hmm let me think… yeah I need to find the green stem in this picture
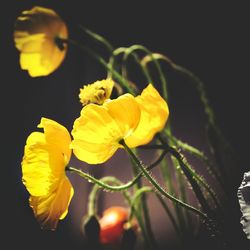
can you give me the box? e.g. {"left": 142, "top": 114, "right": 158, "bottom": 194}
{"left": 120, "top": 139, "right": 208, "bottom": 220}
{"left": 168, "top": 132, "right": 224, "bottom": 187}
{"left": 140, "top": 143, "right": 221, "bottom": 212}
{"left": 129, "top": 187, "right": 153, "bottom": 221}
{"left": 159, "top": 155, "right": 187, "bottom": 234}
{"left": 67, "top": 166, "right": 136, "bottom": 191}
{"left": 87, "top": 176, "right": 133, "bottom": 215}
{"left": 66, "top": 151, "right": 167, "bottom": 192}
{"left": 122, "top": 50, "right": 154, "bottom": 84}
{"left": 129, "top": 149, "right": 158, "bottom": 250}
{"left": 155, "top": 193, "right": 182, "bottom": 237}
{"left": 87, "top": 181, "right": 99, "bottom": 216}
{"left": 79, "top": 25, "right": 114, "bottom": 52}
{"left": 58, "top": 37, "right": 135, "bottom": 95}
{"left": 172, "top": 155, "right": 192, "bottom": 230}
{"left": 86, "top": 176, "right": 150, "bottom": 246}
{"left": 125, "top": 45, "right": 168, "bottom": 100}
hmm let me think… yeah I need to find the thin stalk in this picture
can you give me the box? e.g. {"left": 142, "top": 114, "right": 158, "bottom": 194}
{"left": 155, "top": 193, "right": 182, "bottom": 237}
{"left": 66, "top": 151, "right": 167, "bottom": 192}
{"left": 140, "top": 143, "right": 221, "bottom": 212}
{"left": 159, "top": 155, "right": 187, "bottom": 234}
{"left": 122, "top": 50, "right": 154, "bottom": 84}
{"left": 57, "top": 37, "right": 135, "bottom": 95}
{"left": 79, "top": 25, "right": 114, "bottom": 52}
{"left": 120, "top": 139, "right": 208, "bottom": 220}
{"left": 142, "top": 53, "right": 233, "bottom": 177}
{"left": 129, "top": 149, "right": 158, "bottom": 250}
{"left": 129, "top": 186, "right": 153, "bottom": 221}
{"left": 86, "top": 176, "right": 150, "bottom": 248}
{"left": 166, "top": 127, "right": 225, "bottom": 189}
{"left": 171, "top": 155, "right": 193, "bottom": 231}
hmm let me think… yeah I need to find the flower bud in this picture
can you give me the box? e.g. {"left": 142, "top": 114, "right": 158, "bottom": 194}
{"left": 99, "top": 206, "right": 129, "bottom": 245}
{"left": 83, "top": 215, "right": 101, "bottom": 244}
{"left": 121, "top": 227, "right": 137, "bottom": 250}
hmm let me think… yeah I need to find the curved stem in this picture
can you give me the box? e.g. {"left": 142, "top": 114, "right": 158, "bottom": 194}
{"left": 123, "top": 45, "right": 168, "bottom": 100}
{"left": 122, "top": 49, "right": 154, "bottom": 84}
{"left": 78, "top": 25, "right": 114, "bottom": 52}
{"left": 140, "top": 143, "right": 221, "bottom": 211}
{"left": 155, "top": 193, "right": 182, "bottom": 237}
{"left": 57, "top": 37, "right": 135, "bottom": 95}
{"left": 88, "top": 176, "right": 152, "bottom": 250}
{"left": 167, "top": 132, "right": 224, "bottom": 186}
{"left": 66, "top": 151, "right": 167, "bottom": 192}
{"left": 87, "top": 176, "right": 131, "bottom": 217}
{"left": 129, "top": 186, "right": 153, "bottom": 221}
{"left": 120, "top": 139, "right": 208, "bottom": 220}
{"left": 129, "top": 148, "right": 158, "bottom": 250}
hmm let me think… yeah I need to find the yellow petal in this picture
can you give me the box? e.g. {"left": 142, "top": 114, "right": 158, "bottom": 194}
{"left": 13, "top": 6, "right": 68, "bottom": 77}
{"left": 20, "top": 53, "right": 49, "bottom": 77}
{"left": 29, "top": 177, "right": 74, "bottom": 230}
{"left": 14, "top": 33, "right": 45, "bottom": 52}
{"left": 38, "top": 117, "right": 72, "bottom": 165}
{"left": 21, "top": 118, "right": 72, "bottom": 196}
{"left": 71, "top": 104, "right": 122, "bottom": 164}
{"left": 126, "top": 84, "right": 169, "bottom": 147}
{"left": 22, "top": 132, "right": 53, "bottom": 196}
{"left": 71, "top": 94, "right": 141, "bottom": 164}
{"left": 104, "top": 94, "right": 141, "bottom": 139}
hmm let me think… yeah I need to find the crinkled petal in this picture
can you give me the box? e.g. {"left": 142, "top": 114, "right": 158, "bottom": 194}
{"left": 104, "top": 94, "right": 141, "bottom": 139}
{"left": 71, "top": 94, "right": 140, "bottom": 164}
{"left": 126, "top": 84, "right": 169, "bottom": 147}
{"left": 22, "top": 132, "right": 53, "bottom": 196}
{"left": 71, "top": 104, "right": 122, "bottom": 164}
{"left": 29, "top": 177, "right": 74, "bottom": 230}
{"left": 22, "top": 118, "right": 71, "bottom": 196}
{"left": 38, "top": 117, "right": 72, "bottom": 165}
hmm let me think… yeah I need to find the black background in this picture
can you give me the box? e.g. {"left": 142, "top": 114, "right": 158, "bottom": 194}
{"left": 1, "top": 1, "right": 249, "bottom": 249}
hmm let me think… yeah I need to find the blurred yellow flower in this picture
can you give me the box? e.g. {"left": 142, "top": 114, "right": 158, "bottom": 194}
{"left": 71, "top": 84, "right": 169, "bottom": 164}
{"left": 21, "top": 118, "right": 74, "bottom": 230}
{"left": 79, "top": 79, "right": 114, "bottom": 106}
{"left": 14, "top": 6, "right": 68, "bottom": 77}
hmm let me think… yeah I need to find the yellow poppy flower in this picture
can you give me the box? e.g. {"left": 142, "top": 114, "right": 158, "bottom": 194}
{"left": 21, "top": 118, "right": 74, "bottom": 230}
{"left": 71, "top": 84, "right": 169, "bottom": 164}
{"left": 14, "top": 6, "right": 68, "bottom": 77}
{"left": 79, "top": 79, "right": 115, "bottom": 106}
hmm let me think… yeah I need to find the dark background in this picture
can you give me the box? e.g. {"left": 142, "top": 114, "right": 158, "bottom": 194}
{"left": 1, "top": 1, "right": 249, "bottom": 249}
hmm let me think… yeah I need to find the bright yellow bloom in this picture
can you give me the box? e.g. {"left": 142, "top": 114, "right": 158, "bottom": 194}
{"left": 21, "top": 118, "right": 74, "bottom": 230}
{"left": 71, "top": 84, "right": 169, "bottom": 164}
{"left": 14, "top": 6, "right": 68, "bottom": 77}
{"left": 79, "top": 79, "right": 115, "bottom": 106}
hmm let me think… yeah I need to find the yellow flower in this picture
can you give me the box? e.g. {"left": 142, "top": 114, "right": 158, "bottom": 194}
{"left": 79, "top": 79, "right": 115, "bottom": 106}
{"left": 71, "top": 84, "right": 169, "bottom": 164}
{"left": 14, "top": 6, "right": 68, "bottom": 77}
{"left": 21, "top": 118, "right": 74, "bottom": 230}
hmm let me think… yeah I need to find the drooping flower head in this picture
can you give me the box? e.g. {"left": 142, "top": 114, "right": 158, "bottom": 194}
{"left": 14, "top": 6, "right": 68, "bottom": 77}
{"left": 71, "top": 83, "right": 169, "bottom": 164}
{"left": 21, "top": 118, "right": 74, "bottom": 230}
{"left": 79, "top": 79, "right": 115, "bottom": 106}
